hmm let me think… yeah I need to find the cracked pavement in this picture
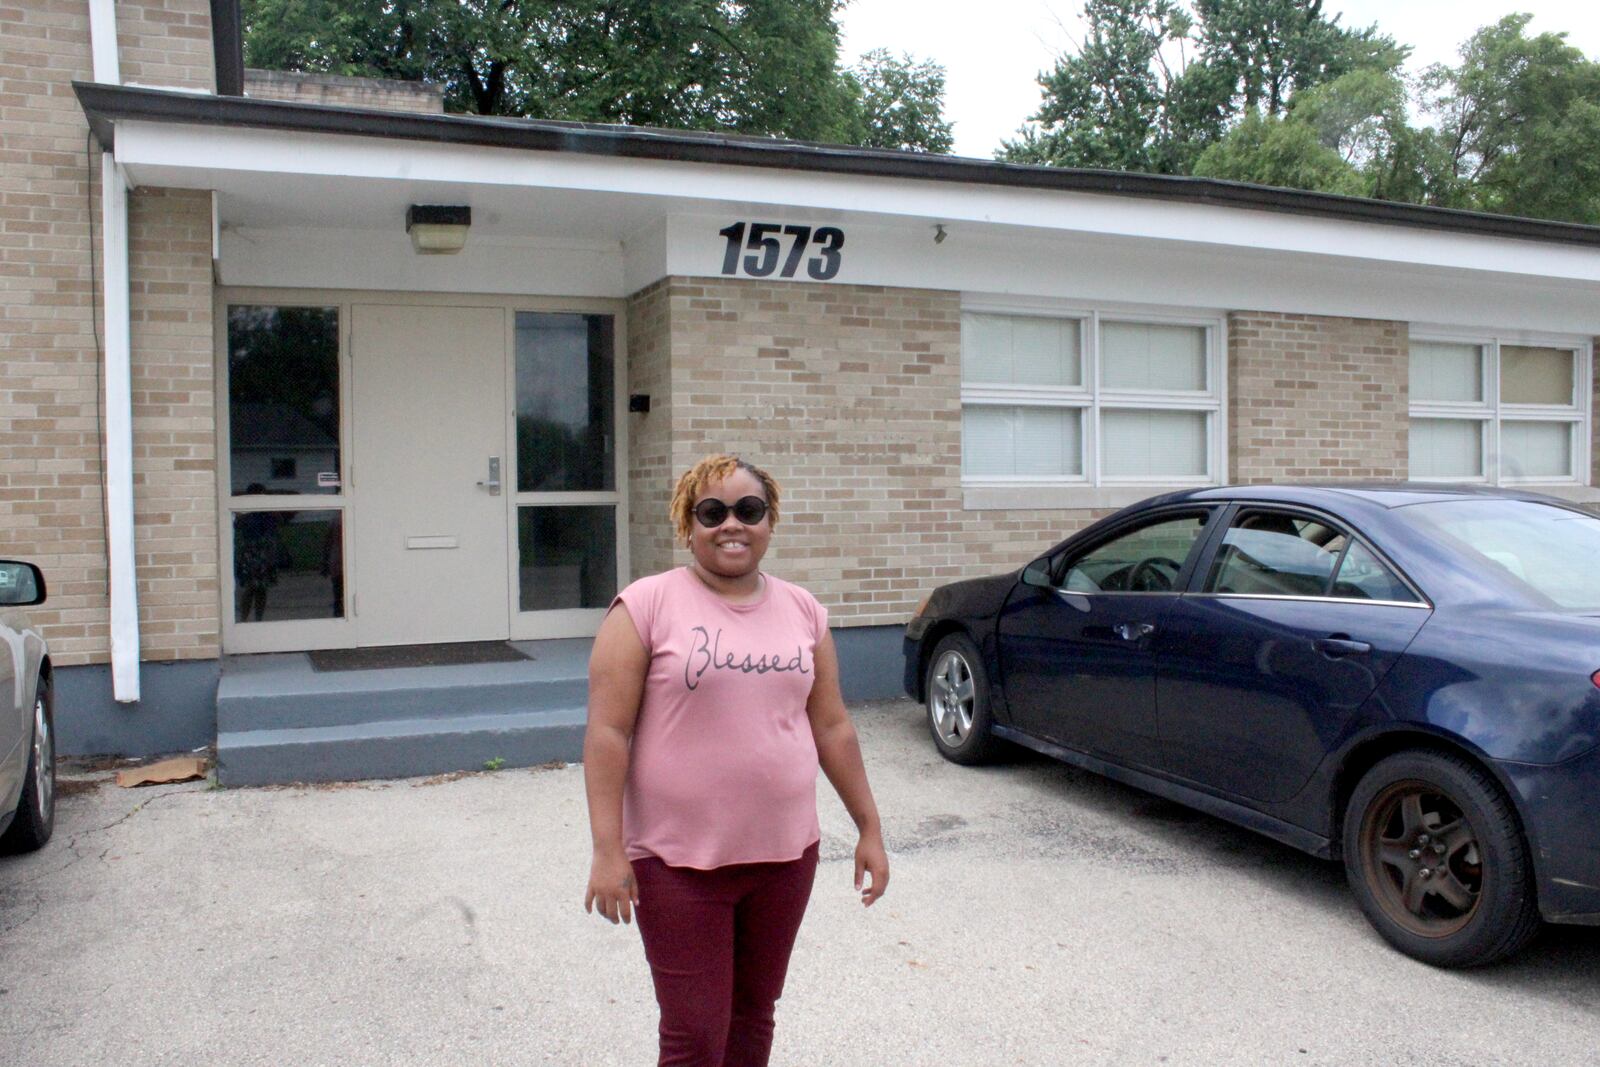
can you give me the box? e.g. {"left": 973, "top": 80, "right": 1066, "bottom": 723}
{"left": 4, "top": 699, "right": 1600, "bottom": 1065}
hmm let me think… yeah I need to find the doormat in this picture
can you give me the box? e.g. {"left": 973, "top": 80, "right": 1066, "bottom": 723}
{"left": 308, "top": 641, "right": 532, "bottom": 672}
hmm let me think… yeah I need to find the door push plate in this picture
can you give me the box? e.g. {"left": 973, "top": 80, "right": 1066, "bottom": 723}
{"left": 478, "top": 456, "right": 502, "bottom": 496}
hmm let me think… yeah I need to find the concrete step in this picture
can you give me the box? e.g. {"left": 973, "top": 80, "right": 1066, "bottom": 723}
{"left": 216, "top": 705, "right": 587, "bottom": 787}
{"left": 214, "top": 639, "right": 593, "bottom": 786}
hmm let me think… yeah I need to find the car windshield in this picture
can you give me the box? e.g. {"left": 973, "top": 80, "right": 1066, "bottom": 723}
{"left": 1397, "top": 499, "right": 1600, "bottom": 612}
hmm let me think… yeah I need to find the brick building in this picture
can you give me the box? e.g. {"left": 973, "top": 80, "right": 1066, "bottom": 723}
{"left": 6, "top": 2, "right": 1600, "bottom": 763}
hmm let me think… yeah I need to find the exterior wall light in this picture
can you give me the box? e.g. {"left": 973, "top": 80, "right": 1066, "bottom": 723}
{"left": 406, "top": 204, "right": 472, "bottom": 254}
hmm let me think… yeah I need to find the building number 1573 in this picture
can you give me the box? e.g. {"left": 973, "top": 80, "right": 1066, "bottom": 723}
{"left": 718, "top": 222, "right": 844, "bottom": 281}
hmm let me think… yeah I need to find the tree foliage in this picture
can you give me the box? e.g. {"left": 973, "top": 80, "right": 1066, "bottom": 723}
{"left": 1008, "top": 2, "right": 1600, "bottom": 224}
{"left": 242, "top": 0, "right": 955, "bottom": 151}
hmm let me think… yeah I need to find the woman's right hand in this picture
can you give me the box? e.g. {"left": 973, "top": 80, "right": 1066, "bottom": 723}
{"left": 585, "top": 847, "right": 639, "bottom": 925}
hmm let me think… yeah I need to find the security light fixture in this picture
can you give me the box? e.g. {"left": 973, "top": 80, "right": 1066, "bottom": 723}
{"left": 406, "top": 204, "right": 471, "bottom": 255}
{"left": 933, "top": 224, "right": 948, "bottom": 245}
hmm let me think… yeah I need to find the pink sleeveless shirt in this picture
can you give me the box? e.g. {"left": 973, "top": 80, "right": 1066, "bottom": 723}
{"left": 615, "top": 566, "right": 826, "bottom": 869}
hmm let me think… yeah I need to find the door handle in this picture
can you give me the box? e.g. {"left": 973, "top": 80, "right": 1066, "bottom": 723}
{"left": 476, "top": 456, "right": 502, "bottom": 496}
{"left": 1315, "top": 636, "right": 1371, "bottom": 657}
{"left": 1114, "top": 622, "right": 1155, "bottom": 641}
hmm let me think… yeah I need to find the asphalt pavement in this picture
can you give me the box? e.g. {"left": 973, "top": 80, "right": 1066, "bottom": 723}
{"left": 5, "top": 697, "right": 1600, "bottom": 1066}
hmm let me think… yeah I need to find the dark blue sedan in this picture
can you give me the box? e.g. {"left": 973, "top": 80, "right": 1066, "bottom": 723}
{"left": 904, "top": 484, "right": 1600, "bottom": 966}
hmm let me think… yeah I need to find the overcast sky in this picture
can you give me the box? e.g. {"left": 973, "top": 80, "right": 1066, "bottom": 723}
{"left": 839, "top": 1, "right": 1600, "bottom": 158}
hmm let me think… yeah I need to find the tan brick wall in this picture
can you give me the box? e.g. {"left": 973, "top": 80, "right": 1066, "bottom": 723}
{"left": 625, "top": 280, "right": 676, "bottom": 577}
{"left": 243, "top": 69, "right": 444, "bottom": 113}
{"left": 0, "top": 1, "right": 217, "bottom": 665}
{"left": 631, "top": 278, "right": 1106, "bottom": 626}
{"left": 128, "top": 188, "right": 218, "bottom": 660}
{"left": 119, "top": 0, "right": 215, "bottom": 91}
{"left": 1229, "top": 312, "right": 1409, "bottom": 482}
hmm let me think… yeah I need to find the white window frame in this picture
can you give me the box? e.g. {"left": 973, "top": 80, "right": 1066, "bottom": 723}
{"left": 1408, "top": 327, "right": 1593, "bottom": 487}
{"left": 960, "top": 297, "right": 1226, "bottom": 508}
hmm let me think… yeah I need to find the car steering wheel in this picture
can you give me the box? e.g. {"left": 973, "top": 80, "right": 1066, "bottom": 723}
{"left": 1128, "top": 556, "right": 1181, "bottom": 592}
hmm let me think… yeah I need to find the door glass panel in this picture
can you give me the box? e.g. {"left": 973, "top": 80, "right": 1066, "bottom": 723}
{"left": 233, "top": 509, "right": 343, "bottom": 622}
{"left": 228, "top": 306, "right": 340, "bottom": 495}
{"left": 1205, "top": 512, "right": 1344, "bottom": 597}
{"left": 517, "top": 506, "right": 617, "bottom": 611}
{"left": 515, "top": 313, "right": 615, "bottom": 492}
{"left": 1332, "top": 542, "right": 1416, "bottom": 603}
{"left": 1062, "top": 513, "right": 1209, "bottom": 593}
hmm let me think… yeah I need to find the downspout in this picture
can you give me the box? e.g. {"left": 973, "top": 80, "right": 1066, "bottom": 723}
{"left": 89, "top": 0, "right": 141, "bottom": 702}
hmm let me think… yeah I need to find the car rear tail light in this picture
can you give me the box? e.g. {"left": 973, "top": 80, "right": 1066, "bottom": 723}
{"left": 1593, "top": 670, "right": 1600, "bottom": 690}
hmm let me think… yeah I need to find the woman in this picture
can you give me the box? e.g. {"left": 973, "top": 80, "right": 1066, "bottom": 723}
{"left": 583, "top": 453, "right": 889, "bottom": 1067}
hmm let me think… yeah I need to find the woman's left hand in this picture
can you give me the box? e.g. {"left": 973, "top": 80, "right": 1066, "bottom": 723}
{"left": 854, "top": 830, "right": 890, "bottom": 906}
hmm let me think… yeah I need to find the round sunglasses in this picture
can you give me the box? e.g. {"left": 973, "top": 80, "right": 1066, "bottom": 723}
{"left": 692, "top": 495, "right": 770, "bottom": 528}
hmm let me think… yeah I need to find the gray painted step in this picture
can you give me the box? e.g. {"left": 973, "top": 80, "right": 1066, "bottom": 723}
{"left": 217, "top": 706, "right": 587, "bottom": 787}
{"left": 215, "top": 639, "right": 593, "bottom": 786}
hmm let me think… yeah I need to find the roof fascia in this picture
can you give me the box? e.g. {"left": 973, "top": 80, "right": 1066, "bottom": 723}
{"left": 73, "top": 80, "right": 1600, "bottom": 251}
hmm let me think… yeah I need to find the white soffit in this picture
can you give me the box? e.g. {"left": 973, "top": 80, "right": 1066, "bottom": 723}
{"left": 111, "top": 120, "right": 1600, "bottom": 285}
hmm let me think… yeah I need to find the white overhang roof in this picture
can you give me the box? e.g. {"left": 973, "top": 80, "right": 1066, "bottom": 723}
{"left": 76, "top": 81, "right": 1600, "bottom": 285}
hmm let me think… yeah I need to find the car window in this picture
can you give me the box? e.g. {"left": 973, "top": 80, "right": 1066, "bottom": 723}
{"left": 1205, "top": 511, "right": 1344, "bottom": 597}
{"left": 1061, "top": 513, "right": 1209, "bottom": 593}
{"left": 1330, "top": 541, "right": 1417, "bottom": 602}
{"left": 1398, "top": 499, "right": 1600, "bottom": 612}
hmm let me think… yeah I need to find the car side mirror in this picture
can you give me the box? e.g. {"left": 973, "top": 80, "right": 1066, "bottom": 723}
{"left": 0, "top": 560, "right": 45, "bottom": 607}
{"left": 1021, "top": 558, "right": 1054, "bottom": 589}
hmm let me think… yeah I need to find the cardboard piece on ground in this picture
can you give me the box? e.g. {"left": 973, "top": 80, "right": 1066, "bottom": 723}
{"left": 115, "top": 757, "right": 208, "bottom": 788}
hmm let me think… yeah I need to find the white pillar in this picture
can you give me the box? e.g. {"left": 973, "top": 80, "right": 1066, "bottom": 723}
{"left": 102, "top": 155, "right": 140, "bottom": 703}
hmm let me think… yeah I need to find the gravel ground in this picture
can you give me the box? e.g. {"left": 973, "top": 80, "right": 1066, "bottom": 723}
{"left": 4, "top": 697, "right": 1600, "bottom": 1066}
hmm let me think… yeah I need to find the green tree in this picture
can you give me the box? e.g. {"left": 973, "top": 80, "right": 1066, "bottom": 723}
{"left": 1003, "top": 0, "right": 1402, "bottom": 173}
{"left": 841, "top": 49, "right": 955, "bottom": 153}
{"left": 999, "top": 0, "right": 1190, "bottom": 171}
{"left": 243, "top": 0, "right": 954, "bottom": 151}
{"left": 1422, "top": 14, "right": 1600, "bottom": 223}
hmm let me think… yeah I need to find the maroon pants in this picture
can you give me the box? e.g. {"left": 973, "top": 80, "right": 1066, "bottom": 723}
{"left": 631, "top": 842, "right": 820, "bottom": 1067}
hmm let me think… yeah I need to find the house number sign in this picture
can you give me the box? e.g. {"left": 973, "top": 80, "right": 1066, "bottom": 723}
{"left": 717, "top": 222, "right": 845, "bottom": 281}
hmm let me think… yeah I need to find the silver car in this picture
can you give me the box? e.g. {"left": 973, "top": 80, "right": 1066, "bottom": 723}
{"left": 0, "top": 560, "right": 53, "bottom": 853}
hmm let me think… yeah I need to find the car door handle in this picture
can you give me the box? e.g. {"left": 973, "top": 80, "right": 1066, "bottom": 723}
{"left": 1114, "top": 622, "right": 1156, "bottom": 641}
{"left": 1315, "top": 636, "right": 1372, "bottom": 657}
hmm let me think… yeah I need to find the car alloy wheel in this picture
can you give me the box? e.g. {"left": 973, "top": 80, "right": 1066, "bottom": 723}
{"left": 1343, "top": 751, "right": 1540, "bottom": 967}
{"left": 929, "top": 649, "right": 976, "bottom": 748}
{"left": 923, "top": 633, "right": 999, "bottom": 765}
{"left": 30, "top": 692, "right": 53, "bottom": 827}
{"left": 1357, "top": 779, "right": 1481, "bottom": 937}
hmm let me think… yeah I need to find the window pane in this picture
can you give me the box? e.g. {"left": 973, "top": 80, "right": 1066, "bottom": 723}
{"left": 1500, "top": 421, "right": 1572, "bottom": 478}
{"left": 233, "top": 510, "right": 343, "bottom": 622}
{"left": 1501, "top": 345, "right": 1574, "bottom": 405}
{"left": 1332, "top": 541, "right": 1415, "bottom": 602}
{"left": 1101, "top": 323, "right": 1206, "bottom": 391}
{"left": 228, "top": 306, "right": 340, "bottom": 495}
{"left": 1062, "top": 514, "right": 1209, "bottom": 593}
{"left": 1410, "top": 418, "right": 1482, "bottom": 478}
{"left": 1400, "top": 499, "right": 1600, "bottom": 611}
{"left": 1206, "top": 512, "right": 1342, "bottom": 597}
{"left": 1101, "top": 410, "right": 1206, "bottom": 477}
{"left": 962, "top": 314, "right": 1081, "bottom": 387}
{"left": 1409, "top": 341, "right": 1482, "bottom": 403}
{"left": 515, "top": 313, "right": 615, "bottom": 493}
{"left": 517, "top": 506, "right": 617, "bottom": 611}
{"left": 962, "top": 406, "right": 1082, "bottom": 477}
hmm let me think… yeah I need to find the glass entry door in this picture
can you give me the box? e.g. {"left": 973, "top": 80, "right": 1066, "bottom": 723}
{"left": 509, "top": 311, "right": 625, "bottom": 638}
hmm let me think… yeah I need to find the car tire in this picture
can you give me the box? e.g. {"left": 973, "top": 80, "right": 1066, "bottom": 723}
{"left": 924, "top": 633, "right": 1000, "bottom": 766}
{"left": 1, "top": 678, "right": 55, "bottom": 854}
{"left": 1342, "top": 750, "right": 1539, "bottom": 967}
